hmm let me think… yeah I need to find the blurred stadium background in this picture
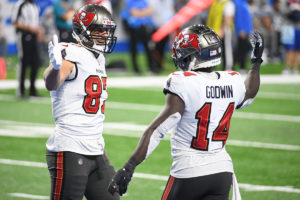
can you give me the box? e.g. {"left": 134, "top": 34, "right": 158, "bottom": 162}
{"left": 0, "top": 0, "right": 300, "bottom": 200}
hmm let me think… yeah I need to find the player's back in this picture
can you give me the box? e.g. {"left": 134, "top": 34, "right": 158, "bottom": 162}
{"left": 164, "top": 70, "right": 246, "bottom": 177}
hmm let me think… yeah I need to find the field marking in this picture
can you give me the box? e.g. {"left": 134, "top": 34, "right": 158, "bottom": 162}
{"left": 9, "top": 193, "right": 48, "bottom": 200}
{"left": 1, "top": 158, "right": 300, "bottom": 194}
{"left": 257, "top": 92, "right": 300, "bottom": 100}
{"left": 2, "top": 90, "right": 300, "bottom": 102}
{"left": 1, "top": 92, "right": 300, "bottom": 123}
{"left": 0, "top": 93, "right": 300, "bottom": 123}
{"left": 226, "top": 140, "right": 300, "bottom": 151}
{"left": 0, "top": 159, "right": 47, "bottom": 168}
{"left": 233, "top": 112, "right": 300, "bottom": 123}
{"left": 0, "top": 120, "right": 300, "bottom": 151}
{"left": 0, "top": 75, "right": 300, "bottom": 90}
{"left": 108, "top": 102, "right": 300, "bottom": 123}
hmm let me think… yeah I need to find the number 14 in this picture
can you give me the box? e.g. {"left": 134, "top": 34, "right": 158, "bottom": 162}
{"left": 191, "top": 103, "right": 235, "bottom": 151}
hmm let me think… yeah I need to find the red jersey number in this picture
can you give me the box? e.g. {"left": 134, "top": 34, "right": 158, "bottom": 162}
{"left": 191, "top": 103, "right": 235, "bottom": 151}
{"left": 83, "top": 76, "right": 106, "bottom": 114}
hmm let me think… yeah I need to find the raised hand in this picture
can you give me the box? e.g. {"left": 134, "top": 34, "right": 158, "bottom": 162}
{"left": 249, "top": 32, "right": 264, "bottom": 64}
{"left": 48, "top": 35, "right": 62, "bottom": 70}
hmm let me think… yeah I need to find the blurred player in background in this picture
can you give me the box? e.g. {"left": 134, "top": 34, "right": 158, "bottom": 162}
{"left": 207, "top": 0, "right": 235, "bottom": 71}
{"left": 108, "top": 24, "right": 264, "bottom": 200}
{"left": 12, "top": 0, "right": 41, "bottom": 98}
{"left": 53, "top": 0, "right": 76, "bottom": 43}
{"left": 43, "top": 4, "right": 119, "bottom": 200}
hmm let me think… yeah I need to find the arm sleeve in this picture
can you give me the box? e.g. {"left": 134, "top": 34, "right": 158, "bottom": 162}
{"left": 59, "top": 43, "right": 78, "bottom": 80}
{"left": 146, "top": 112, "right": 181, "bottom": 159}
{"left": 60, "top": 43, "right": 78, "bottom": 63}
{"left": 163, "top": 73, "right": 186, "bottom": 103}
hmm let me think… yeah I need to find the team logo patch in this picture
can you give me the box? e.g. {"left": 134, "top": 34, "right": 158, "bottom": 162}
{"left": 167, "top": 77, "right": 172, "bottom": 88}
{"left": 177, "top": 33, "right": 201, "bottom": 50}
{"left": 78, "top": 158, "right": 84, "bottom": 165}
{"left": 73, "top": 11, "right": 95, "bottom": 26}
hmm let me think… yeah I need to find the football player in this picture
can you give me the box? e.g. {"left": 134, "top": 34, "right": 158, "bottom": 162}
{"left": 108, "top": 25, "right": 264, "bottom": 200}
{"left": 43, "top": 4, "right": 119, "bottom": 200}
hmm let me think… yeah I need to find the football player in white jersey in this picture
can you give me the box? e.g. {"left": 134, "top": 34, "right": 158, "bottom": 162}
{"left": 43, "top": 4, "right": 119, "bottom": 200}
{"left": 108, "top": 25, "right": 264, "bottom": 200}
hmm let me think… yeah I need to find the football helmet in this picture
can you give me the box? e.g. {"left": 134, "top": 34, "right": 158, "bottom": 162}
{"left": 171, "top": 24, "right": 222, "bottom": 71}
{"left": 72, "top": 4, "right": 117, "bottom": 54}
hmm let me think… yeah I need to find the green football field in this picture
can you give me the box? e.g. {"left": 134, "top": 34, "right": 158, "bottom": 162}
{"left": 0, "top": 54, "right": 300, "bottom": 200}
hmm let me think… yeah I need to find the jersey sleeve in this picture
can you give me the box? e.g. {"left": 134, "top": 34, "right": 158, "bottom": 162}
{"left": 59, "top": 43, "right": 80, "bottom": 63}
{"left": 163, "top": 72, "right": 186, "bottom": 103}
{"left": 58, "top": 43, "right": 79, "bottom": 80}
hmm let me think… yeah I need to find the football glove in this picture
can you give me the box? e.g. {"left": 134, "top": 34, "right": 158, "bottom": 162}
{"left": 48, "top": 35, "right": 62, "bottom": 70}
{"left": 108, "top": 158, "right": 138, "bottom": 196}
{"left": 249, "top": 32, "right": 264, "bottom": 64}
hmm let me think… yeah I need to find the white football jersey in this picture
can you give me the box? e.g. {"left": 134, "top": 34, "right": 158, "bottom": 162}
{"left": 164, "top": 70, "right": 248, "bottom": 178}
{"left": 46, "top": 43, "right": 107, "bottom": 155}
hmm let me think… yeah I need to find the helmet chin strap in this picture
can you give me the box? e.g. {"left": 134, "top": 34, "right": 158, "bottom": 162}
{"left": 73, "top": 31, "right": 107, "bottom": 54}
{"left": 188, "top": 56, "right": 197, "bottom": 71}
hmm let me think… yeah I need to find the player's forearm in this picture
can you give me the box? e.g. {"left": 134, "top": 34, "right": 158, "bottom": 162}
{"left": 244, "top": 62, "right": 261, "bottom": 99}
{"left": 131, "top": 128, "right": 155, "bottom": 164}
{"left": 13, "top": 22, "right": 37, "bottom": 34}
{"left": 244, "top": 31, "right": 264, "bottom": 101}
{"left": 44, "top": 66, "right": 61, "bottom": 91}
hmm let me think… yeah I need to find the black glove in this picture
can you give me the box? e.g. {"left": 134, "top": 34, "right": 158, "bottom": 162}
{"left": 108, "top": 157, "right": 138, "bottom": 196}
{"left": 249, "top": 32, "right": 264, "bottom": 64}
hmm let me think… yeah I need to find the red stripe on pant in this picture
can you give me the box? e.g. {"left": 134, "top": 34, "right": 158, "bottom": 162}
{"left": 54, "top": 152, "right": 64, "bottom": 200}
{"left": 162, "top": 176, "right": 175, "bottom": 200}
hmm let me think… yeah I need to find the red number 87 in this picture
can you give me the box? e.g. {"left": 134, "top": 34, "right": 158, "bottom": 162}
{"left": 82, "top": 75, "right": 107, "bottom": 114}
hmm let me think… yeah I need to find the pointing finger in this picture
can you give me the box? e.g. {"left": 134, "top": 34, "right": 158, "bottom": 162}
{"left": 48, "top": 41, "right": 53, "bottom": 49}
{"left": 53, "top": 34, "right": 59, "bottom": 46}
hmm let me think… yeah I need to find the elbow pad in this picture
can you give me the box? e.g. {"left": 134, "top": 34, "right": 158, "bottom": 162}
{"left": 146, "top": 112, "right": 181, "bottom": 159}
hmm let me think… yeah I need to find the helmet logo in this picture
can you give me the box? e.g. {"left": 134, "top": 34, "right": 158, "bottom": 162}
{"left": 178, "top": 33, "right": 200, "bottom": 50}
{"left": 73, "top": 11, "right": 96, "bottom": 26}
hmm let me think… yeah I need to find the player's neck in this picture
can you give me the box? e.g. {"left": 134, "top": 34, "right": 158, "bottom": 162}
{"left": 193, "top": 67, "right": 214, "bottom": 73}
{"left": 193, "top": 68, "right": 219, "bottom": 80}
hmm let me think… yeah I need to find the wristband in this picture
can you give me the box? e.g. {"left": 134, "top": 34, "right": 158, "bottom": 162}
{"left": 251, "top": 58, "right": 263, "bottom": 64}
{"left": 250, "top": 62, "right": 261, "bottom": 72}
{"left": 124, "top": 157, "right": 139, "bottom": 172}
